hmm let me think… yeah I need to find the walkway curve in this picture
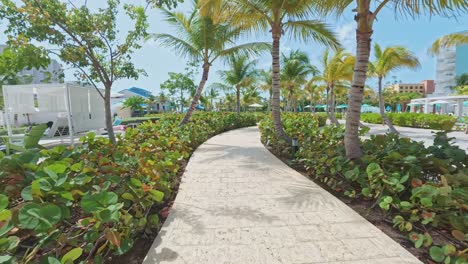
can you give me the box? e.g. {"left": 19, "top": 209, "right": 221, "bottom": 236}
{"left": 144, "top": 127, "right": 421, "bottom": 264}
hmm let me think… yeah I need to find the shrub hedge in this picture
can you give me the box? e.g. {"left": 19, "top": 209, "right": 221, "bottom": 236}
{"left": 361, "top": 113, "right": 457, "bottom": 131}
{"left": 260, "top": 114, "right": 467, "bottom": 263}
{"left": 0, "top": 112, "right": 257, "bottom": 263}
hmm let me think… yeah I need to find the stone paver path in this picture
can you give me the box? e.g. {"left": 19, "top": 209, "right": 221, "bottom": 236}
{"left": 144, "top": 127, "right": 422, "bottom": 264}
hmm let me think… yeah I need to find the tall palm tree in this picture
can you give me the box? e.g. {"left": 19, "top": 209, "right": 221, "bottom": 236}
{"left": 211, "top": 55, "right": 257, "bottom": 115}
{"left": 317, "top": 0, "right": 467, "bottom": 160}
{"left": 257, "top": 69, "right": 273, "bottom": 111}
{"left": 369, "top": 44, "right": 420, "bottom": 133}
{"left": 200, "top": 0, "right": 340, "bottom": 140}
{"left": 429, "top": 32, "right": 468, "bottom": 55}
{"left": 281, "top": 50, "right": 318, "bottom": 112}
{"left": 313, "top": 49, "right": 354, "bottom": 125}
{"left": 154, "top": 1, "right": 270, "bottom": 124}
{"left": 204, "top": 86, "right": 219, "bottom": 111}
{"left": 304, "top": 78, "right": 325, "bottom": 112}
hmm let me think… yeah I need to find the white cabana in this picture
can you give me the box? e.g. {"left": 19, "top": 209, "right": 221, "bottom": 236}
{"left": 304, "top": 105, "right": 312, "bottom": 109}
{"left": 2, "top": 83, "right": 106, "bottom": 145}
{"left": 410, "top": 95, "right": 468, "bottom": 118}
{"left": 249, "top": 103, "right": 263, "bottom": 108}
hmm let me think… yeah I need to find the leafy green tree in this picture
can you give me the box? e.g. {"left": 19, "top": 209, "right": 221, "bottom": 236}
{"left": 154, "top": 1, "right": 270, "bottom": 124}
{"left": 1, "top": 0, "right": 150, "bottom": 144}
{"left": 203, "top": 87, "right": 219, "bottom": 111}
{"left": 160, "top": 70, "right": 197, "bottom": 112}
{"left": 0, "top": 44, "right": 50, "bottom": 85}
{"left": 456, "top": 73, "right": 468, "bottom": 87}
{"left": 200, "top": 0, "right": 340, "bottom": 141}
{"left": 123, "top": 96, "right": 146, "bottom": 115}
{"left": 369, "top": 43, "right": 420, "bottom": 133}
{"left": 304, "top": 78, "right": 325, "bottom": 112}
{"left": 281, "top": 50, "right": 318, "bottom": 113}
{"left": 257, "top": 69, "right": 273, "bottom": 111}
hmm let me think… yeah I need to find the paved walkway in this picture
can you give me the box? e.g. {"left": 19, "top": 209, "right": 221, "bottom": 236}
{"left": 144, "top": 127, "right": 421, "bottom": 264}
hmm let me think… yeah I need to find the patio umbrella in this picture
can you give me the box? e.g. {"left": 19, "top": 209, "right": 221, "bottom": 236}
{"left": 336, "top": 104, "right": 347, "bottom": 109}
{"left": 385, "top": 105, "right": 392, "bottom": 112}
{"left": 396, "top": 104, "right": 402, "bottom": 112}
{"left": 248, "top": 103, "right": 263, "bottom": 108}
{"left": 315, "top": 105, "right": 327, "bottom": 109}
{"left": 195, "top": 105, "right": 205, "bottom": 110}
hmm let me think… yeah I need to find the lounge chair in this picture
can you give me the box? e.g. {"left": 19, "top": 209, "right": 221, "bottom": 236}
{"left": 1, "top": 124, "right": 47, "bottom": 155}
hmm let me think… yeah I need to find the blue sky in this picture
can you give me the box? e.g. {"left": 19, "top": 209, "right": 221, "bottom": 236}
{"left": 3, "top": 1, "right": 468, "bottom": 95}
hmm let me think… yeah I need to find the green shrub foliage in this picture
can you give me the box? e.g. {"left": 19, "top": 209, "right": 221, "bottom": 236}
{"left": 361, "top": 113, "right": 457, "bottom": 131}
{"left": 260, "top": 113, "right": 467, "bottom": 263}
{"left": 0, "top": 112, "right": 257, "bottom": 263}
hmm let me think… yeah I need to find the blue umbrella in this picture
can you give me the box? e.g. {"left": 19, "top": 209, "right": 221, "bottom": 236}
{"left": 195, "top": 105, "right": 205, "bottom": 110}
{"left": 385, "top": 105, "right": 392, "bottom": 112}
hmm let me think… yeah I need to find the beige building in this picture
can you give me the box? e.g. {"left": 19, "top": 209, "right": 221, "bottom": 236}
{"left": 392, "top": 80, "right": 435, "bottom": 97}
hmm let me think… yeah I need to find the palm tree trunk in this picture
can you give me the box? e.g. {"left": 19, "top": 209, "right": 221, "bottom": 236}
{"left": 271, "top": 30, "right": 288, "bottom": 140}
{"left": 104, "top": 85, "right": 116, "bottom": 144}
{"left": 236, "top": 85, "right": 241, "bottom": 116}
{"left": 378, "top": 77, "right": 398, "bottom": 133}
{"left": 345, "top": 10, "right": 373, "bottom": 160}
{"left": 329, "top": 85, "right": 340, "bottom": 125}
{"left": 180, "top": 63, "right": 210, "bottom": 125}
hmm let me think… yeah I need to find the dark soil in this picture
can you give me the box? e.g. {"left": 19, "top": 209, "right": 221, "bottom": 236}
{"left": 266, "top": 145, "right": 461, "bottom": 264}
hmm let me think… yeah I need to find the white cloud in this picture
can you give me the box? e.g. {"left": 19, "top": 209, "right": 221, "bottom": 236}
{"left": 336, "top": 22, "right": 356, "bottom": 52}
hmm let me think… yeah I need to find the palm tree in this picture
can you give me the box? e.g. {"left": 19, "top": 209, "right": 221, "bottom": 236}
{"left": 316, "top": 0, "right": 467, "bottom": 160}
{"left": 369, "top": 44, "right": 420, "bottom": 133}
{"left": 313, "top": 49, "right": 354, "bottom": 125}
{"left": 211, "top": 55, "right": 257, "bottom": 115}
{"left": 304, "top": 78, "right": 325, "bottom": 112}
{"left": 257, "top": 69, "right": 273, "bottom": 111}
{"left": 200, "top": 0, "right": 340, "bottom": 140}
{"left": 281, "top": 50, "right": 318, "bottom": 112}
{"left": 123, "top": 96, "right": 146, "bottom": 116}
{"left": 429, "top": 32, "right": 468, "bottom": 55}
{"left": 153, "top": 1, "right": 270, "bottom": 125}
{"left": 158, "top": 92, "right": 169, "bottom": 112}
{"left": 204, "top": 87, "right": 219, "bottom": 111}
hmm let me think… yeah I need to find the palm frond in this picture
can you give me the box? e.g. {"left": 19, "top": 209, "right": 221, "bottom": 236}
{"left": 284, "top": 20, "right": 341, "bottom": 50}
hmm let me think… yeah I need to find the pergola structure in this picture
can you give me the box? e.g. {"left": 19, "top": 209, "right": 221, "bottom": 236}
{"left": 409, "top": 95, "right": 468, "bottom": 118}
{"left": 2, "top": 83, "right": 106, "bottom": 145}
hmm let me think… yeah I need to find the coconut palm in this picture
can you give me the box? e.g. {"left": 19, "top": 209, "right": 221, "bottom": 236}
{"left": 204, "top": 86, "right": 219, "bottom": 111}
{"left": 281, "top": 50, "right": 318, "bottom": 112}
{"left": 312, "top": 49, "right": 354, "bottom": 125}
{"left": 257, "top": 69, "right": 273, "bottom": 111}
{"left": 200, "top": 0, "right": 340, "bottom": 140}
{"left": 153, "top": 1, "right": 270, "bottom": 124}
{"left": 316, "top": 0, "right": 467, "bottom": 159}
{"left": 429, "top": 32, "right": 468, "bottom": 55}
{"left": 304, "top": 78, "right": 325, "bottom": 112}
{"left": 369, "top": 44, "right": 420, "bottom": 133}
{"left": 211, "top": 55, "right": 257, "bottom": 115}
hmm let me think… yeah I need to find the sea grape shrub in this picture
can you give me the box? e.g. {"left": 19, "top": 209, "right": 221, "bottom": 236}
{"left": 0, "top": 112, "right": 257, "bottom": 263}
{"left": 259, "top": 113, "right": 468, "bottom": 263}
{"left": 361, "top": 113, "right": 457, "bottom": 131}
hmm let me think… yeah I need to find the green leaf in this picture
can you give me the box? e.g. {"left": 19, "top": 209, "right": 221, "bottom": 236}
{"left": 21, "top": 186, "right": 33, "bottom": 201}
{"left": 148, "top": 190, "right": 164, "bottom": 202}
{"left": 430, "top": 246, "right": 445, "bottom": 262}
{"left": 442, "top": 244, "right": 456, "bottom": 255}
{"left": 0, "top": 195, "right": 8, "bottom": 211}
{"left": 61, "top": 248, "right": 83, "bottom": 264}
{"left": 45, "top": 163, "right": 67, "bottom": 174}
{"left": 70, "top": 162, "right": 83, "bottom": 172}
{"left": 81, "top": 191, "right": 118, "bottom": 213}
{"left": 0, "top": 210, "right": 12, "bottom": 222}
{"left": 19, "top": 203, "right": 62, "bottom": 232}
{"left": 40, "top": 256, "right": 61, "bottom": 264}
{"left": 60, "top": 192, "right": 74, "bottom": 201}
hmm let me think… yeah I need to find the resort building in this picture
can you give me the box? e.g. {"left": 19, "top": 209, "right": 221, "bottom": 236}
{"left": 0, "top": 44, "right": 64, "bottom": 84}
{"left": 392, "top": 80, "right": 435, "bottom": 97}
{"left": 434, "top": 31, "right": 468, "bottom": 96}
{"left": 112, "top": 87, "right": 170, "bottom": 117}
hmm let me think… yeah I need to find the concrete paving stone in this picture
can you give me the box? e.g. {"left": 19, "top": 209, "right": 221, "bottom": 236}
{"left": 143, "top": 127, "right": 422, "bottom": 264}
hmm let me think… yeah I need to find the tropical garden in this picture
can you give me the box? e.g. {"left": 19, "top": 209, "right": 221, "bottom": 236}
{"left": 0, "top": 0, "right": 467, "bottom": 263}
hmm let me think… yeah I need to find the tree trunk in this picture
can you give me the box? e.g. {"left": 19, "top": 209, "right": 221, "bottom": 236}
{"left": 378, "top": 77, "right": 398, "bottom": 133}
{"left": 329, "top": 85, "right": 340, "bottom": 125}
{"left": 236, "top": 85, "right": 241, "bottom": 116}
{"left": 271, "top": 29, "right": 288, "bottom": 140}
{"left": 180, "top": 88, "right": 184, "bottom": 112}
{"left": 345, "top": 25, "right": 373, "bottom": 160}
{"left": 104, "top": 85, "right": 116, "bottom": 144}
{"left": 180, "top": 63, "right": 210, "bottom": 125}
